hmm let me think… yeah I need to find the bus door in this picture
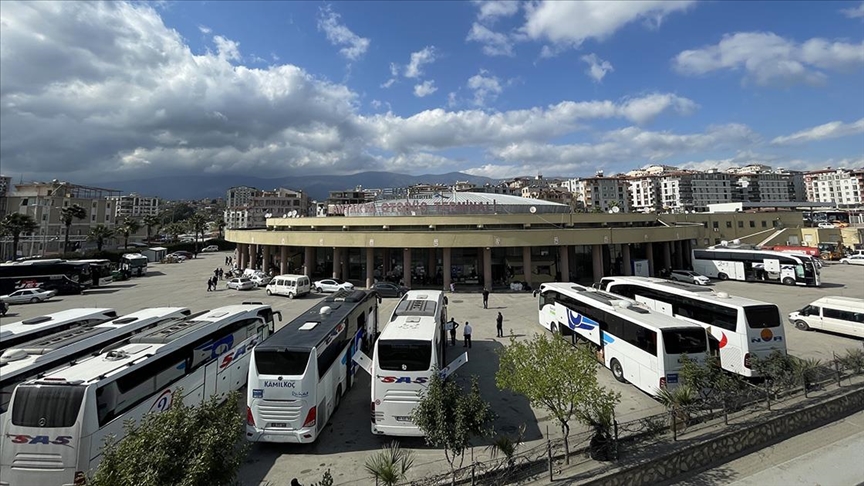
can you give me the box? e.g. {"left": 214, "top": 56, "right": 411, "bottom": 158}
{"left": 204, "top": 360, "right": 219, "bottom": 399}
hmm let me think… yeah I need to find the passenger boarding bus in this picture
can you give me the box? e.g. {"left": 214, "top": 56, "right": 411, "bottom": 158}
{"left": 536, "top": 283, "right": 710, "bottom": 397}
{"left": 0, "top": 307, "right": 191, "bottom": 416}
{"left": 0, "top": 303, "right": 281, "bottom": 486}
{"left": 0, "top": 308, "right": 118, "bottom": 353}
{"left": 692, "top": 247, "right": 820, "bottom": 287}
{"left": 246, "top": 290, "right": 378, "bottom": 443}
{"left": 597, "top": 277, "right": 786, "bottom": 377}
{"left": 353, "top": 290, "right": 467, "bottom": 437}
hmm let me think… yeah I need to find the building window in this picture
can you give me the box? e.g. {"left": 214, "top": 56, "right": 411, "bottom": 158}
{"left": 749, "top": 221, "right": 755, "bottom": 228}
{"left": 761, "top": 221, "right": 767, "bottom": 228}
{"left": 726, "top": 221, "right": 732, "bottom": 228}
{"left": 712, "top": 221, "right": 719, "bottom": 229}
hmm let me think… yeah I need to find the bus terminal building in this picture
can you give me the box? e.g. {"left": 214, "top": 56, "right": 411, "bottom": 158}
{"left": 226, "top": 193, "right": 806, "bottom": 290}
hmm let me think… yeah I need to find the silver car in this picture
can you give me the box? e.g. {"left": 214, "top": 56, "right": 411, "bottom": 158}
{"left": 226, "top": 277, "right": 256, "bottom": 291}
{"left": 313, "top": 279, "right": 355, "bottom": 293}
{"left": 669, "top": 270, "right": 711, "bottom": 285}
{"left": 0, "top": 288, "right": 57, "bottom": 304}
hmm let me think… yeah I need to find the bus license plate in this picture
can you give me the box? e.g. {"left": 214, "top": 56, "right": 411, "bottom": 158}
{"left": 269, "top": 422, "right": 287, "bottom": 428}
{"left": 394, "top": 416, "right": 412, "bottom": 423}
{"left": 667, "top": 373, "right": 679, "bottom": 384}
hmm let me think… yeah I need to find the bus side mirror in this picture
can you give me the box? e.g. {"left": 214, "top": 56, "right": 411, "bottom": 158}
{"left": 532, "top": 290, "right": 538, "bottom": 298}
{"left": 275, "top": 311, "right": 282, "bottom": 322}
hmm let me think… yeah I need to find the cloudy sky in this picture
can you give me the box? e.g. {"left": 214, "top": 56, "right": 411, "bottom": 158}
{"left": 1, "top": 1, "right": 863, "bottom": 183}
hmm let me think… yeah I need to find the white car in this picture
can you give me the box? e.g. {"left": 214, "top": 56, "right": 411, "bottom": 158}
{"left": 167, "top": 252, "right": 187, "bottom": 261}
{"left": 839, "top": 255, "right": 864, "bottom": 266}
{"left": 202, "top": 245, "right": 219, "bottom": 252}
{"left": 0, "top": 288, "right": 57, "bottom": 304}
{"left": 313, "top": 279, "right": 355, "bottom": 293}
{"left": 669, "top": 270, "right": 711, "bottom": 285}
{"left": 226, "top": 277, "right": 256, "bottom": 290}
{"left": 249, "top": 273, "right": 272, "bottom": 287}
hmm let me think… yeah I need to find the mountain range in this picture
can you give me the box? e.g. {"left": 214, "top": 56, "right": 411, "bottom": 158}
{"left": 93, "top": 171, "right": 498, "bottom": 201}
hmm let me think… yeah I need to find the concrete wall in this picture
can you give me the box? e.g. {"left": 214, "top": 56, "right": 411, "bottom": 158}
{"left": 585, "top": 386, "right": 864, "bottom": 486}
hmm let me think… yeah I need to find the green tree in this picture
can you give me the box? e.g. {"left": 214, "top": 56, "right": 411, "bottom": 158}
{"left": 0, "top": 213, "right": 38, "bottom": 260}
{"left": 59, "top": 203, "right": 87, "bottom": 255}
{"left": 117, "top": 217, "right": 141, "bottom": 250}
{"left": 496, "top": 334, "right": 620, "bottom": 464}
{"left": 680, "top": 354, "right": 743, "bottom": 404}
{"left": 214, "top": 216, "right": 226, "bottom": 239}
{"left": 159, "top": 202, "right": 195, "bottom": 225}
{"left": 186, "top": 214, "right": 208, "bottom": 254}
{"left": 412, "top": 374, "right": 494, "bottom": 486}
{"left": 89, "top": 391, "right": 246, "bottom": 486}
{"left": 142, "top": 214, "right": 161, "bottom": 244}
{"left": 162, "top": 222, "right": 185, "bottom": 242}
{"left": 87, "top": 224, "right": 115, "bottom": 252}
{"left": 364, "top": 441, "right": 415, "bottom": 486}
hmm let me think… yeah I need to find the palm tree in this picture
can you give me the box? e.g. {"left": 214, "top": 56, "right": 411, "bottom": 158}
{"left": 87, "top": 224, "right": 114, "bottom": 252}
{"left": 186, "top": 214, "right": 207, "bottom": 254}
{"left": 117, "top": 217, "right": 141, "bottom": 250}
{"left": 59, "top": 204, "right": 87, "bottom": 255}
{"left": 364, "top": 441, "right": 415, "bottom": 486}
{"left": 214, "top": 216, "right": 226, "bottom": 239}
{"left": 0, "top": 213, "right": 38, "bottom": 260}
{"left": 162, "top": 222, "right": 184, "bottom": 242}
{"left": 142, "top": 214, "right": 161, "bottom": 244}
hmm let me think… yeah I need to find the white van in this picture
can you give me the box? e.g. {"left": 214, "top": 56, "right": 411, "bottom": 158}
{"left": 789, "top": 296, "right": 864, "bottom": 337}
{"left": 265, "top": 274, "right": 311, "bottom": 299}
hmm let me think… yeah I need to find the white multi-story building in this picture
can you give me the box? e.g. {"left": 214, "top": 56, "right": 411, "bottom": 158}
{"left": 226, "top": 186, "right": 262, "bottom": 209}
{"left": 629, "top": 177, "right": 662, "bottom": 213}
{"left": 562, "top": 174, "right": 630, "bottom": 212}
{"left": 106, "top": 193, "right": 160, "bottom": 219}
{"left": 657, "top": 171, "right": 732, "bottom": 212}
{"left": 225, "top": 187, "right": 309, "bottom": 228}
{"left": 806, "top": 168, "right": 864, "bottom": 207}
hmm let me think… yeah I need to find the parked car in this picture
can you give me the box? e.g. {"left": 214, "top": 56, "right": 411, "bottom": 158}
{"left": 313, "top": 278, "right": 355, "bottom": 293}
{"left": 371, "top": 281, "right": 409, "bottom": 298}
{"left": 173, "top": 250, "right": 194, "bottom": 259}
{"left": 249, "top": 273, "right": 272, "bottom": 287}
{"left": 226, "top": 277, "right": 256, "bottom": 290}
{"left": 0, "top": 288, "right": 57, "bottom": 304}
{"left": 839, "top": 255, "right": 864, "bottom": 266}
{"left": 669, "top": 270, "right": 711, "bottom": 285}
{"left": 202, "top": 245, "right": 219, "bottom": 252}
{"left": 167, "top": 253, "right": 187, "bottom": 262}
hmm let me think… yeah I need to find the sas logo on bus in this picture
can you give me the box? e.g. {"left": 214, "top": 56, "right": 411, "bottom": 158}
{"left": 8, "top": 435, "right": 74, "bottom": 448}
{"left": 219, "top": 337, "right": 259, "bottom": 370}
{"left": 379, "top": 376, "right": 428, "bottom": 384}
{"left": 751, "top": 329, "right": 784, "bottom": 343}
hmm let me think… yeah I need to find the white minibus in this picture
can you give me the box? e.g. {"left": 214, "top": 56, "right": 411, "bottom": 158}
{"left": 537, "top": 283, "right": 710, "bottom": 397}
{"left": 265, "top": 274, "right": 312, "bottom": 299}
{"left": 0, "top": 303, "right": 280, "bottom": 486}
{"left": 247, "top": 290, "right": 378, "bottom": 443}
{"left": 790, "top": 296, "right": 864, "bottom": 338}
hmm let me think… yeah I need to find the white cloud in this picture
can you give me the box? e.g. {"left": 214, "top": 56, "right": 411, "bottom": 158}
{"left": 467, "top": 70, "right": 503, "bottom": 106}
{"left": 841, "top": 2, "right": 864, "bottom": 19}
{"left": 213, "top": 35, "right": 241, "bottom": 62}
{"left": 522, "top": 1, "right": 693, "bottom": 48}
{"left": 466, "top": 23, "right": 515, "bottom": 57}
{"left": 474, "top": 0, "right": 520, "bottom": 22}
{"left": 771, "top": 118, "right": 864, "bottom": 145}
{"left": 198, "top": 25, "right": 211, "bottom": 35}
{"left": 673, "top": 32, "right": 864, "bottom": 86}
{"left": 380, "top": 78, "right": 396, "bottom": 89}
{"left": 618, "top": 93, "right": 698, "bottom": 125}
{"left": 413, "top": 80, "right": 438, "bottom": 98}
{"left": 404, "top": 46, "right": 437, "bottom": 78}
{"left": 581, "top": 53, "right": 614, "bottom": 83}
{"left": 380, "top": 62, "right": 399, "bottom": 88}
{"left": 447, "top": 92, "right": 458, "bottom": 108}
{"left": 317, "top": 6, "right": 370, "bottom": 61}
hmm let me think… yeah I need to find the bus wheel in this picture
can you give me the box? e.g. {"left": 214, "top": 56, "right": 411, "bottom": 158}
{"left": 782, "top": 277, "right": 795, "bottom": 285}
{"left": 551, "top": 323, "right": 560, "bottom": 335}
{"left": 610, "top": 359, "right": 625, "bottom": 383}
{"left": 795, "top": 320, "right": 811, "bottom": 331}
{"left": 288, "top": 292, "right": 295, "bottom": 299}
{"left": 718, "top": 273, "right": 729, "bottom": 280}
{"left": 266, "top": 289, "right": 273, "bottom": 296}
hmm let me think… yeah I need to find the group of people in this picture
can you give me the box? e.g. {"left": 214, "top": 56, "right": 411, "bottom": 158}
{"left": 444, "top": 287, "right": 505, "bottom": 349}
{"left": 206, "top": 267, "right": 228, "bottom": 291}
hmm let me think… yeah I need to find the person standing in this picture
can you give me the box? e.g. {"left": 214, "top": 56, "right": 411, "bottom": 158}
{"left": 206, "top": 277, "right": 213, "bottom": 292}
{"left": 450, "top": 282, "right": 456, "bottom": 293}
{"left": 482, "top": 288, "right": 490, "bottom": 309}
{"left": 446, "top": 317, "right": 459, "bottom": 346}
{"left": 496, "top": 312, "right": 504, "bottom": 337}
{"left": 463, "top": 321, "right": 473, "bottom": 348}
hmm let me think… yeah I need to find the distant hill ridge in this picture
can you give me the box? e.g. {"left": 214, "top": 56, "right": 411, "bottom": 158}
{"left": 93, "top": 171, "right": 497, "bottom": 201}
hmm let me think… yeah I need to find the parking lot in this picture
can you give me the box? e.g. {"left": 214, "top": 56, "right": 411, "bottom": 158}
{"left": 2, "top": 253, "right": 862, "bottom": 485}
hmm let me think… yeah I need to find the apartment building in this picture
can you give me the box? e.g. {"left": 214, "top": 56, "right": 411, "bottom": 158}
{"left": 225, "top": 187, "right": 309, "bottom": 228}
{"left": 106, "top": 193, "right": 160, "bottom": 219}
{"left": 2, "top": 181, "right": 120, "bottom": 256}
{"left": 0, "top": 175, "right": 11, "bottom": 218}
{"left": 562, "top": 174, "right": 630, "bottom": 212}
{"left": 806, "top": 168, "right": 864, "bottom": 207}
{"left": 629, "top": 176, "right": 662, "bottom": 213}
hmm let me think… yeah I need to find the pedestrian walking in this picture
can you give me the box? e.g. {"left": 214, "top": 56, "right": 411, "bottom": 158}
{"left": 463, "top": 321, "right": 472, "bottom": 348}
{"left": 206, "top": 277, "right": 213, "bottom": 292}
{"left": 450, "top": 282, "right": 456, "bottom": 293}
{"left": 446, "top": 317, "right": 459, "bottom": 346}
{"left": 225, "top": 256, "right": 229, "bottom": 265}
{"left": 496, "top": 312, "right": 504, "bottom": 337}
{"left": 482, "top": 288, "right": 490, "bottom": 309}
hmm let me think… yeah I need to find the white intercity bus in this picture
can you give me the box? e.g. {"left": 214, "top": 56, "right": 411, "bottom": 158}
{"left": 692, "top": 247, "right": 820, "bottom": 287}
{"left": 353, "top": 290, "right": 467, "bottom": 437}
{"left": 596, "top": 276, "right": 786, "bottom": 377}
{"left": 246, "top": 290, "right": 378, "bottom": 443}
{"left": 536, "top": 283, "right": 710, "bottom": 397}
{"left": 0, "top": 308, "right": 118, "bottom": 353}
{"left": 0, "top": 307, "right": 191, "bottom": 416}
{"left": 0, "top": 303, "right": 280, "bottom": 486}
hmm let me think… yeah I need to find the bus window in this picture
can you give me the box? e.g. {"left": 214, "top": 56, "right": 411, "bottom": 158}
{"left": 378, "top": 340, "right": 431, "bottom": 372}
{"left": 744, "top": 305, "right": 781, "bottom": 329}
{"left": 663, "top": 329, "right": 708, "bottom": 355}
{"left": 255, "top": 349, "right": 309, "bottom": 376}
{"left": 11, "top": 385, "right": 85, "bottom": 428}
